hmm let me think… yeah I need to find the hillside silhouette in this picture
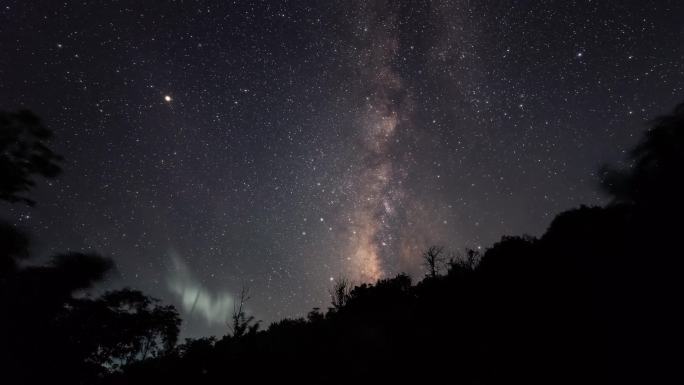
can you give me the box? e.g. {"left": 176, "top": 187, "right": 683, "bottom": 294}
{"left": 1, "top": 103, "right": 683, "bottom": 384}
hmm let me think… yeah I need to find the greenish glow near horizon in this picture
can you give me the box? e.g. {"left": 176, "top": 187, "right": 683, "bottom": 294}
{"left": 167, "top": 250, "right": 234, "bottom": 325}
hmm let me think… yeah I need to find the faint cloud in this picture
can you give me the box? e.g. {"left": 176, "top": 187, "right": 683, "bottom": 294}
{"left": 167, "top": 249, "right": 233, "bottom": 325}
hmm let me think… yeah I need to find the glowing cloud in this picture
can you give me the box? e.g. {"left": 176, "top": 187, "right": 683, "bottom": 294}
{"left": 166, "top": 249, "right": 234, "bottom": 325}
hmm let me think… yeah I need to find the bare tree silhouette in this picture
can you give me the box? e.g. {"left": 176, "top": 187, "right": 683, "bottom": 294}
{"left": 228, "top": 286, "right": 260, "bottom": 338}
{"left": 329, "top": 276, "right": 351, "bottom": 310}
{"left": 422, "top": 245, "right": 445, "bottom": 278}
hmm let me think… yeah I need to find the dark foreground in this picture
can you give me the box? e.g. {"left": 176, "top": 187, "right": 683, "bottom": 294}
{"left": 1, "top": 105, "right": 683, "bottom": 384}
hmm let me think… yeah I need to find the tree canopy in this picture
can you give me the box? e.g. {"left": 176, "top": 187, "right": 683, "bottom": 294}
{"left": 0, "top": 110, "right": 62, "bottom": 206}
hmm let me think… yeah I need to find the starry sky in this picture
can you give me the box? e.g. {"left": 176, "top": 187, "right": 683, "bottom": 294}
{"left": 1, "top": 0, "right": 683, "bottom": 337}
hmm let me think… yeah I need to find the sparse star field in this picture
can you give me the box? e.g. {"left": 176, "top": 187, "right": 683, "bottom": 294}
{"left": 1, "top": 1, "right": 683, "bottom": 337}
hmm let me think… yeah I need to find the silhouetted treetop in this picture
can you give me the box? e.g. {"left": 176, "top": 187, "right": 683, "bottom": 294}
{"left": 422, "top": 245, "right": 445, "bottom": 278}
{"left": 48, "top": 252, "right": 115, "bottom": 292}
{"left": 82, "top": 288, "right": 181, "bottom": 368}
{"left": 228, "top": 286, "right": 260, "bottom": 338}
{"left": 0, "top": 109, "right": 62, "bottom": 206}
{"left": 477, "top": 235, "right": 537, "bottom": 277}
{"left": 0, "top": 221, "right": 29, "bottom": 274}
{"left": 601, "top": 102, "right": 684, "bottom": 209}
{"left": 329, "top": 276, "right": 351, "bottom": 310}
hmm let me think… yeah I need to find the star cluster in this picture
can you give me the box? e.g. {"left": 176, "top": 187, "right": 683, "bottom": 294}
{"left": 1, "top": 0, "right": 682, "bottom": 336}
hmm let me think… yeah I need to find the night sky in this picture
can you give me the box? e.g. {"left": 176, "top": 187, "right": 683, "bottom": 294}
{"left": 1, "top": 0, "right": 682, "bottom": 337}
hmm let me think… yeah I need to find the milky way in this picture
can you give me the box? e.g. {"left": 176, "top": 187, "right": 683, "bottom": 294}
{"left": 2, "top": 1, "right": 683, "bottom": 337}
{"left": 342, "top": 1, "right": 410, "bottom": 282}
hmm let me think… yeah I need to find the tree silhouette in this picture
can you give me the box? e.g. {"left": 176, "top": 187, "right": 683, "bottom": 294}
{"left": 601, "top": 102, "right": 684, "bottom": 210}
{"left": 0, "top": 221, "right": 29, "bottom": 275}
{"left": 228, "top": 286, "right": 260, "bottom": 338}
{"left": 329, "top": 276, "right": 351, "bottom": 310}
{"left": 447, "top": 247, "right": 480, "bottom": 275}
{"left": 0, "top": 109, "right": 60, "bottom": 273}
{"left": 0, "top": 110, "right": 62, "bottom": 206}
{"left": 1, "top": 252, "right": 115, "bottom": 383}
{"left": 72, "top": 288, "right": 181, "bottom": 369}
{"left": 421, "top": 245, "right": 444, "bottom": 278}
